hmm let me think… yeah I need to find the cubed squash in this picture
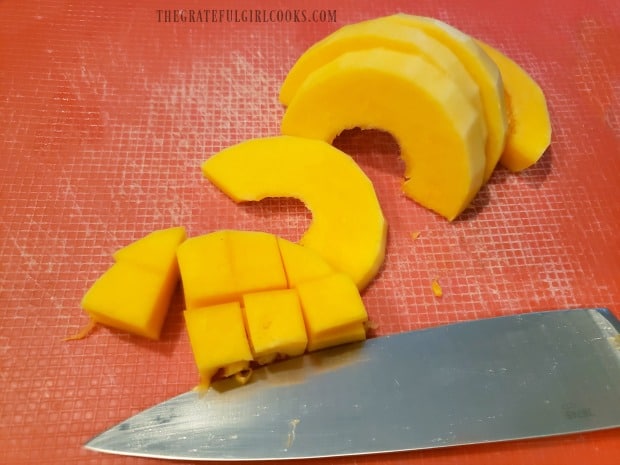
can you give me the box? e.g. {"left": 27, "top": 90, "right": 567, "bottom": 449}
{"left": 176, "top": 230, "right": 288, "bottom": 310}
{"left": 177, "top": 230, "right": 372, "bottom": 386}
{"left": 228, "top": 230, "right": 288, "bottom": 296}
{"left": 183, "top": 302, "right": 253, "bottom": 386}
{"left": 295, "top": 273, "right": 368, "bottom": 351}
{"left": 242, "top": 289, "right": 308, "bottom": 364}
{"left": 176, "top": 231, "right": 236, "bottom": 309}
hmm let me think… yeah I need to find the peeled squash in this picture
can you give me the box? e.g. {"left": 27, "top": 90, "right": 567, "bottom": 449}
{"left": 80, "top": 227, "right": 186, "bottom": 339}
{"left": 279, "top": 17, "right": 485, "bottom": 127}
{"left": 475, "top": 40, "right": 551, "bottom": 171}
{"left": 383, "top": 14, "right": 508, "bottom": 183}
{"left": 242, "top": 289, "right": 308, "bottom": 364}
{"left": 178, "top": 230, "right": 369, "bottom": 387}
{"left": 281, "top": 49, "right": 486, "bottom": 221}
{"left": 184, "top": 302, "right": 254, "bottom": 385}
{"left": 176, "top": 230, "right": 288, "bottom": 310}
{"left": 202, "top": 136, "right": 387, "bottom": 289}
{"left": 278, "top": 14, "right": 551, "bottom": 220}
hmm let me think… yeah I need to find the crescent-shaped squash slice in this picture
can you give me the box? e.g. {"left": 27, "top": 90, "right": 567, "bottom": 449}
{"left": 279, "top": 19, "right": 485, "bottom": 132}
{"left": 475, "top": 40, "right": 551, "bottom": 171}
{"left": 201, "top": 136, "right": 387, "bottom": 290}
{"left": 280, "top": 48, "right": 486, "bottom": 221}
{"left": 381, "top": 14, "right": 507, "bottom": 183}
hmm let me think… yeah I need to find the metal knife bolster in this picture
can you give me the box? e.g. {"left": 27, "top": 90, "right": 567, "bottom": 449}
{"left": 85, "top": 308, "right": 620, "bottom": 461}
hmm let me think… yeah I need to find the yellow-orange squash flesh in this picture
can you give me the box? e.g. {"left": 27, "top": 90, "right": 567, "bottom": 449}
{"left": 296, "top": 273, "right": 368, "bottom": 352}
{"left": 242, "top": 288, "right": 308, "bottom": 364}
{"left": 277, "top": 236, "right": 334, "bottom": 287}
{"left": 279, "top": 19, "right": 485, "bottom": 130}
{"left": 183, "top": 301, "right": 254, "bottom": 387}
{"left": 176, "top": 230, "right": 287, "bottom": 310}
{"left": 81, "top": 262, "right": 173, "bottom": 339}
{"left": 475, "top": 40, "right": 551, "bottom": 171}
{"left": 81, "top": 226, "right": 186, "bottom": 339}
{"left": 201, "top": 136, "right": 387, "bottom": 289}
{"left": 280, "top": 49, "right": 485, "bottom": 221}
{"left": 177, "top": 229, "right": 370, "bottom": 386}
{"left": 112, "top": 226, "right": 186, "bottom": 273}
{"left": 383, "top": 14, "right": 507, "bottom": 183}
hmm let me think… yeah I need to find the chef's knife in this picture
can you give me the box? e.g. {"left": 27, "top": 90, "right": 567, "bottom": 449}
{"left": 85, "top": 308, "right": 620, "bottom": 461}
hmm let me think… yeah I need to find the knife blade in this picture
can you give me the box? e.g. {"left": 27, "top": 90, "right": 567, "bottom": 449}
{"left": 85, "top": 308, "right": 620, "bottom": 461}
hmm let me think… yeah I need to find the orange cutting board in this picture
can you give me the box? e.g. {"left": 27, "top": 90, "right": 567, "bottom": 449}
{"left": 1, "top": 1, "right": 619, "bottom": 464}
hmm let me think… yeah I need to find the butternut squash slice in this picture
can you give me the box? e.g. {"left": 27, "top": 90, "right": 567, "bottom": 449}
{"left": 280, "top": 49, "right": 486, "bottom": 221}
{"left": 202, "top": 136, "right": 387, "bottom": 289}
{"left": 475, "top": 40, "right": 551, "bottom": 171}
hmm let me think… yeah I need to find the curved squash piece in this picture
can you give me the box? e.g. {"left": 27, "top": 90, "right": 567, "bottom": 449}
{"left": 279, "top": 19, "right": 485, "bottom": 133}
{"left": 280, "top": 48, "right": 486, "bottom": 221}
{"left": 201, "top": 136, "right": 387, "bottom": 290}
{"left": 475, "top": 40, "right": 551, "bottom": 171}
{"left": 383, "top": 14, "right": 507, "bottom": 183}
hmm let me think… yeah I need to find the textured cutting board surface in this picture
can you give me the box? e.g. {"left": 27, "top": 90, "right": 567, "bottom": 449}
{"left": 1, "top": 0, "right": 619, "bottom": 464}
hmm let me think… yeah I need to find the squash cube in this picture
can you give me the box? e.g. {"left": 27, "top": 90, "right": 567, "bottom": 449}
{"left": 176, "top": 231, "right": 236, "bottom": 309}
{"left": 183, "top": 302, "right": 253, "bottom": 385}
{"left": 81, "top": 261, "right": 174, "bottom": 340}
{"left": 228, "top": 230, "right": 288, "bottom": 295}
{"left": 295, "top": 273, "right": 368, "bottom": 351}
{"left": 242, "top": 289, "right": 307, "bottom": 364}
{"left": 277, "top": 237, "right": 333, "bottom": 287}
